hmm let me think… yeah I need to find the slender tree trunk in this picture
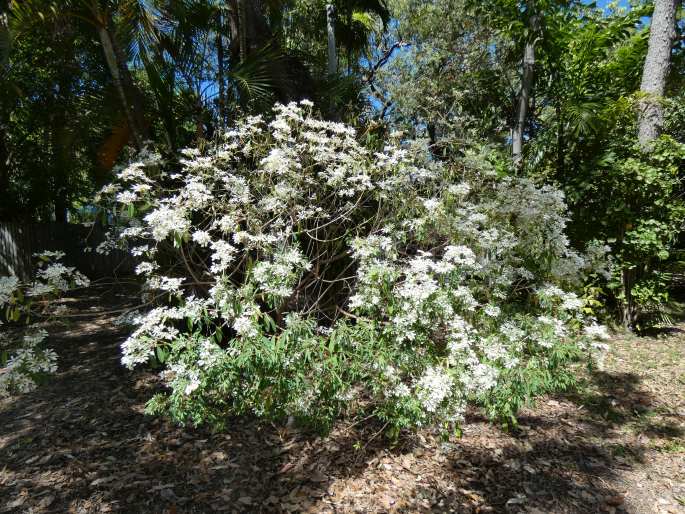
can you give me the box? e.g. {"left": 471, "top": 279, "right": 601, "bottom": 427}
{"left": 637, "top": 0, "right": 677, "bottom": 147}
{"left": 237, "top": 0, "right": 247, "bottom": 63}
{"left": 556, "top": 103, "right": 565, "bottom": 176}
{"left": 96, "top": 24, "right": 144, "bottom": 150}
{"left": 0, "top": 0, "right": 10, "bottom": 202}
{"left": 109, "top": 21, "right": 148, "bottom": 142}
{"left": 0, "top": 124, "right": 8, "bottom": 203}
{"left": 0, "top": 2, "right": 8, "bottom": 213}
{"left": 621, "top": 268, "right": 637, "bottom": 330}
{"left": 227, "top": 0, "right": 308, "bottom": 102}
{"left": 0, "top": 0, "right": 9, "bottom": 68}
{"left": 54, "top": 195, "right": 68, "bottom": 223}
{"left": 216, "top": 10, "right": 226, "bottom": 128}
{"left": 512, "top": 16, "right": 538, "bottom": 168}
{"left": 326, "top": 4, "right": 337, "bottom": 76}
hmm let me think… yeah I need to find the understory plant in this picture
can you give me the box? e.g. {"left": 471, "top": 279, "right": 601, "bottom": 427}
{"left": 96, "top": 101, "right": 611, "bottom": 435}
{"left": 0, "top": 252, "right": 90, "bottom": 396}
{"left": 560, "top": 120, "right": 685, "bottom": 330}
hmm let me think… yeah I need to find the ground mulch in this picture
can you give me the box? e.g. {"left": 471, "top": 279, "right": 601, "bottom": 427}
{"left": 1, "top": 289, "right": 683, "bottom": 513}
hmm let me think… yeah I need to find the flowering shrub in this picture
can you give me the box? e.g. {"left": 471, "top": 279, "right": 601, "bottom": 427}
{"left": 0, "top": 252, "right": 90, "bottom": 396}
{"left": 97, "top": 101, "right": 610, "bottom": 434}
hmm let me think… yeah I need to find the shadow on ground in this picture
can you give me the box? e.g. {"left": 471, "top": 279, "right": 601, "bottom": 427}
{"left": 1, "top": 290, "right": 683, "bottom": 513}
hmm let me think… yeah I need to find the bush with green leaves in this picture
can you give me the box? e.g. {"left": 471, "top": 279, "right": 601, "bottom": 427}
{"left": 97, "top": 101, "right": 610, "bottom": 435}
{"left": 557, "top": 116, "right": 685, "bottom": 329}
{"left": 608, "top": 137, "right": 685, "bottom": 328}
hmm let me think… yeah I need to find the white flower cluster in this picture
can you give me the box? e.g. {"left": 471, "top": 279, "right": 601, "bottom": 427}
{"left": 416, "top": 366, "right": 454, "bottom": 413}
{"left": 252, "top": 248, "right": 312, "bottom": 299}
{"left": 144, "top": 205, "right": 191, "bottom": 242}
{"left": 345, "top": 150, "right": 612, "bottom": 421}
{"left": 28, "top": 262, "right": 90, "bottom": 296}
{"left": 0, "top": 330, "right": 57, "bottom": 397}
{"left": 0, "top": 253, "right": 87, "bottom": 397}
{"left": 0, "top": 276, "right": 19, "bottom": 307}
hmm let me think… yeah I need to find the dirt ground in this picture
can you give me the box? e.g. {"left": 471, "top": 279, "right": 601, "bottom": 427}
{"left": 1, "top": 288, "right": 684, "bottom": 513}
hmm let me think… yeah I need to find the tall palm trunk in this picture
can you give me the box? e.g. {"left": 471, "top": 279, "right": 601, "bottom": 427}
{"left": 326, "top": 4, "right": 337, "bottom": 76}
{"left": 0, "top": 1, "right": 9, "bottom": 213}
{"left": 512, "top": 11, "right": 539, "bottom": 168}
{"left": 227, "top": 0, "right": 308, "bottom": 102}
{"left": 96, "top": 23, "right": 144, "bottom": 150}
{"left": 109, "top": 19, "right": 148, "bottom": 140}
{"left": 216, "top": 10, "right": 226, "bottom": 128}
{"left": 237, "top": 0, "right": 247, "bottom": 63}
{"left": 637, "top": 0, "right": 678, "bottom": 147}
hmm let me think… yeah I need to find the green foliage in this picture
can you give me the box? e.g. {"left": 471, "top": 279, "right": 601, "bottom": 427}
{"left": 1, "top": 5, "right": 116, "bottom": 220}
{"left": 565, "top": 127, "right": 685, "bottom": 327}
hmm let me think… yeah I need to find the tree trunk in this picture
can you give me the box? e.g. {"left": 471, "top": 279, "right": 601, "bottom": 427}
{"left": 0, "top": 1, "right": 8, "bottom": 213}
{"left": 326, "top": 4, "right": 337, "bottom": 76}
{"left": 0, "top": 124, "right": 8, "bottom": 207}
{"left": 556, "top": 103, "right": 565, "bottom": 176}
{"left": 227, "top": 0, "right": 310, "bottom": 103}
{"left": 621, "top": 268, "right": 637, "bottom": 330}
{"left": 216, "top": 10, "right": 226, "bottom": 128}
{"left": 637, "top": 0, "right": 677, "bottom": 147}
{"left": 109, "top": 20, "right": 148, "bottom": 142}
{"left": 512, "top": 16, "right": 538, "bottom": 168}
{"left": 0, "top": 0, "right": 8, "bottom": 68}
{"left": 96, "top": 24, "right": 145, "bottom": 150}
{"left": 237, "top": 0, "right": 247, "bottom": 63}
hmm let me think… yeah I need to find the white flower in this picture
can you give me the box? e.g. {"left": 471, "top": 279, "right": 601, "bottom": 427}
{"left": 182, "top": 179, "right": 212, "bottom": 208}
{"left": 33, "top": 250, "right": 65, "bottom": 260}
{"left": 584, "top": 323, "right": 610, "bottom": 340}
{"left": 561, "top": 294, "right": 584, "bottom": 311}
{"left": 392, "top": 383, "right": 411, "bottom": 397}
{"left": 198, "top": 339, "right": 223, "bottom": 368}
{"left": 483, "top": 304, "right": 501, "bottom": 317}
{"left": 144, "top": 205, "right": 190, "bottom": 241}
{"left": 448, "top": 182, "right": 471, "bottom": 196}
{"left": 466, "top": 363, "right": 499, "bottom": 392}
{"left": 132, "top": 183, "right": 151, "bottom": 193}
{"left": 423, "top": 198, "right": 441, "bottom": 212}
{"left": 121, "top": 226, "right": 144, "bottom": 238}
{"left": 26, "top": 282, "right": 55, "bottom": 297}
{"left": 147, "top": 276, "right": 185, "bottom": 293}
{"left": 131, "top": 245, "right": 149, "bottom": 257}
{"left": 135, "top": 262, "right": 157, "bottom": 275}
{"left": 416, "top": 366, "right": 453, "bottom": 413}
{"left": 184, "top": 378, "right": 200, "bottom": 395}
{"left": 0, "top": 276, "right": 19, "bottom": 305}
{"left": 536, "top": 316, "right": 567, "bottom": 340}
{"left": 233, "top": 315, "right": 257, "bottom": 338}
{"left": 192, "top": 230, "right": 212, "bottom": 247}
{"left": 216, "top": 214, "right": 237, "bottom": 233}
{"left": 116, "top": 191, "right": 138, "bottom": 204}
{"left": 210, "top": 240, "right": 237, "bottom": 273}
{"left": 443, "top": 245, "right": 477, "bottom": 268}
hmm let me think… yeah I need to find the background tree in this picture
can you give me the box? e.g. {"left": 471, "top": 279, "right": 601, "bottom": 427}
{"left": 638, "top": 0, "right": 678, "bottom": 146}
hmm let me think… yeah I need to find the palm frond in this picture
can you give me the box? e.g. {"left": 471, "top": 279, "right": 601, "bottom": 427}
{"left": 228, "top": 43, "right": 284, "bottom": 106}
